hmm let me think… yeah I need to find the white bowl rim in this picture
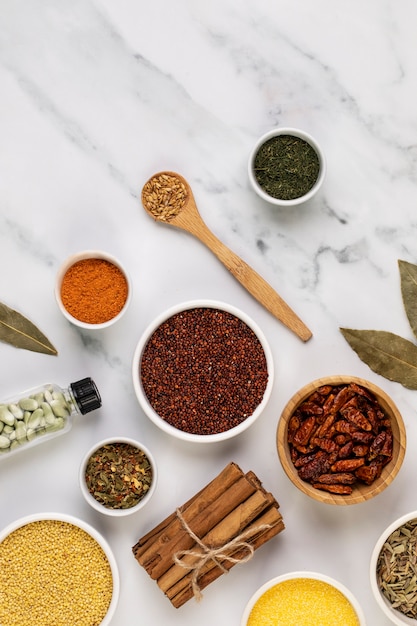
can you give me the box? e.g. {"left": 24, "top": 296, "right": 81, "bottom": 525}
{"left": 55, "top": 249, "right": 132, "bottom": 329}
{"left": 0, "top": 511, "right": 119, "bottom": 625}
{"left": 79, "top": 436, "right": 158, "bottom": 517}
{"left": 132, "top": 299, "right": 274, "bottom": 443}
{"left": 248, "top": 126, "right": 326, "bottom": 207}
{"left": 241, "top": 570, "right": 366, "bottom": 625}
{"left": 370, "top": 510, "right": 417, "bottom": 625}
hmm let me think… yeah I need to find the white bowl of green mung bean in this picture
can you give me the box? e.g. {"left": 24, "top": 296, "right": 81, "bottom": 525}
{"left": 248, "top": 127, "right": 326, "bottom": 207}
{"left": 370, "top": 510, "right": 417, "bottom": 625}
{"left": 79, "top": 436, "right": 158, "bottom": 517}
{"left": 0, "top": 512, "right": 119, "bottom": 626}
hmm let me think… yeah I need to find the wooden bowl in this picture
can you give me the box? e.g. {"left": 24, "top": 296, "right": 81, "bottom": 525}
{"left": 276, "top": 375, "right": 406, "bottom": 505}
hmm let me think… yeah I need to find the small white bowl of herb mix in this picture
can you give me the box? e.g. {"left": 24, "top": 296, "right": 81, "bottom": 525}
{"left": 370, "top": 510, "right": 417, "bottom": 625}
{"left": 79, "top": 437, "right": 157, "bottom": 517}
{"left": 248, "top": 127, "right": 326, "bottom": 207}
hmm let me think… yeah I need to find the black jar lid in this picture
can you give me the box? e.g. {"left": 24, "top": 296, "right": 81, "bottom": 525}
{"left": 70, "top": 378, "right": 102, "bottom": 414}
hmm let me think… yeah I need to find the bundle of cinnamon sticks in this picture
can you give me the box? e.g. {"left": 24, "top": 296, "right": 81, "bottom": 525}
{"left": 132, "top": 462, "right": 285, "bottom": 608}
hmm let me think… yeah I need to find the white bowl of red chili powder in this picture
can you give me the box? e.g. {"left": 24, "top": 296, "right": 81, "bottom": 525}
{"left": 241, "top": 571, "right": 366, "bottom": 626}
{"left": 55, "top": 249, "right": 132, "bottom": 329}
{"left": 132, "top": 300, "right": 274, "bottom": 443}
{"left": 0, "top": 512, "right": 119, "bottom": 626}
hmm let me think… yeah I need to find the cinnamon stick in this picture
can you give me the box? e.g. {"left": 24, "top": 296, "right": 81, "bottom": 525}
{"left": 159, "top": 491, "right": 280, "bottom": 596}
{"left": 136, "top": 467, "right": 263, "bottom": 580}
{"left": 133, "top": 462, "right": 243, "bottom": 564}
{"left": 132, "top": 463, "right": 285, "bottom": 609}
{"left": 169, "top": 508, "right": 284, "bottom": 608}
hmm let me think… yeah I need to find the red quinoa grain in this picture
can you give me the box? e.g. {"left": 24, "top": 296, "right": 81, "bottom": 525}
{"left": 140, "top": 307, "right": 269, "bottom": 435}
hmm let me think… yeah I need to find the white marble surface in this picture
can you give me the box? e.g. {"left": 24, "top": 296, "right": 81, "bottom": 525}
{"left": 1, "top": 1, "right": 417, "bottom": 624}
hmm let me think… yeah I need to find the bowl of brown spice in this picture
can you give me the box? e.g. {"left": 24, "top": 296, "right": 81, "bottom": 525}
{"left": 132, "top": 300, "right": 274, "bottom": 443}
{"left": 370, "top": 510, "right": 417, "bottom": 625}
{"left": 248, "top": 127, "right": 326, "bottom": 207}
{"left": 276, "top": 375, "right": 406, "bottom": 505}
{"left": 55, "top": 250, "right": 132, "bottom": 329}
{"left": 79, "top": 436, "right": 157, "bottom": 517}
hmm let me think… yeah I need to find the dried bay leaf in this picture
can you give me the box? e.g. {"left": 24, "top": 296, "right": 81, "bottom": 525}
{"left": 399, "top": 260, "right": 417, "bottom": 340}
{"left": 0, "top": 302, "right": 58, "bottom": 356}
{"left": 340, "top": 328, "right": 417, "bottom": 390}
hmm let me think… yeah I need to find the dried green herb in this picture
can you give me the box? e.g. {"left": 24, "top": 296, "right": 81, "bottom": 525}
{"left": 376, "top": 518, "right": 417, "bottom": 619}
{"left": 340, "top": 329, "right": 417, "bottom": 390}
{"left": 253, "top": 134, "right": 320, "bottom": 200}
{"left": 399, "top": 260, "right": 417, "bottom": 339}
{"left": 85, "top": 442, "right": 153, "bottom": 509}
{"left": 0, "top": 302, "right": 57, "bottom": 355}
{"left": 340, "top": 259, "right": 417, "bottom": 389}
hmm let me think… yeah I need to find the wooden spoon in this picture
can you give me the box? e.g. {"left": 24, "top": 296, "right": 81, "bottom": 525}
{"left": 141, "top": 171, "right": 312, "bottom": 342}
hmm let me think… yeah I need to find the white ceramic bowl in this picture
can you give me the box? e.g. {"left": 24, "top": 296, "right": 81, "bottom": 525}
{"left": 55, "top": 249, "right": 132, "bottom": 329}
{"left": 0, "top": 512, "right": 119, "bottom": 625}
{"left": 132, "top": 300, "right": 274, "bottom": 443}
{"left": 370, "top": 510, "right": 417, "bottom": 625}
{"left": 79, "top": 436, "right": 157, "bottom": 517}
{"left": 248, "top": 127, "right": 326, "bottom": 207}
{"left": 241, "top": 571, "right": 366, "bottom": 625}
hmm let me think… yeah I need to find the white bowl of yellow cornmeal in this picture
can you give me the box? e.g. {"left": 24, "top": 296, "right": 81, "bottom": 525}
{"left": 241, "top": 571, "right": 366, "bottom": 626}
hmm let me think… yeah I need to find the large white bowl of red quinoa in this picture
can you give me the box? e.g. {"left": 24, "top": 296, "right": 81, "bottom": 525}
{"left": 0, "top": 512, "right": 119, "bottom": 626}
{"left": 132, "top": 300, "right": 274, "bottom": 443}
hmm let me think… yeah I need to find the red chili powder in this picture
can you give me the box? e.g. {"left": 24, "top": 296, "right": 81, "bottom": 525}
{"left": 60, "top": 258, "right": 128, "bottom": 324}
{"left": 140, "top": 307, "right": 269, "bottom": 435}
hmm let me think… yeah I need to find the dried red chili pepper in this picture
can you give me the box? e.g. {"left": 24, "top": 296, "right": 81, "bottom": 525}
{"left": 286, "top": 382, "right": 394, "bottom": 496}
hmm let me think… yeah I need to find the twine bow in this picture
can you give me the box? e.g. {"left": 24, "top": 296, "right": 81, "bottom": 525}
{"left": 173, "top": 508, "right": 273, "bottom": 602}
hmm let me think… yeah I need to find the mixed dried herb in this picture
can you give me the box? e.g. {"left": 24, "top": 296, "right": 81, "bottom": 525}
{"left": 376, "top": 518, "right": 417, "bottom": 619}
{"left": 253, "top": 134, "right": 320, "bottom": 200}
{"left": 85, "top": 442, "right": 153, "bottom": 509}
{"left": 341, "top": 260, "right": 417, "bottom": 389}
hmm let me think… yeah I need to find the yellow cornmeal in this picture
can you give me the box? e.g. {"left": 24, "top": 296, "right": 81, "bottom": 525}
{"left": 0, "top": 519, "right": 113, "bottom": 626}
{"left": 247, "top": 578, "right": 359, "bottom": 626}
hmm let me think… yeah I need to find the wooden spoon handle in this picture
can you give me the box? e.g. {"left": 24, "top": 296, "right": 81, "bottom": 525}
{"left": 183, "top": 217, "right": 312, "bottom": 341}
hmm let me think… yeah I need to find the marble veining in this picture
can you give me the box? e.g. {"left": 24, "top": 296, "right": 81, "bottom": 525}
{"left": 1, "top": 1, "right": 417, "bottom": 624}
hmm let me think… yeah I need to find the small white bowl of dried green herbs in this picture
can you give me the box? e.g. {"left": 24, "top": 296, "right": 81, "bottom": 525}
{"left": 79, "top": 437, "right": 157, "bottom": 517}
{"left": 248, "top": 127, "right": 326, "bottom": 207}
{"left": 370, "top": 510, "right": 417, "bottom": 625}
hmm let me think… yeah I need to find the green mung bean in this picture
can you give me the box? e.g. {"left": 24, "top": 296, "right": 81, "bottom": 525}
{"left": 0, "top": 386, "right": 70, "bottom": 455}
